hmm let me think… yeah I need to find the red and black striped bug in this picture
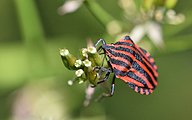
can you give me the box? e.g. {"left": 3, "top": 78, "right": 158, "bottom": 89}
{"left": 92, "top": 36, "right": 158, "bottom": 101}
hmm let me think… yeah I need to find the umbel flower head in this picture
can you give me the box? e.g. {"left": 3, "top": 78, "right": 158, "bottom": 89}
{"left": 60, "top": 38, "right": 105, "bottom": 106}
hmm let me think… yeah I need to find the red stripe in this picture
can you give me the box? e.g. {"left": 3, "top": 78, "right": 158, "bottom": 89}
{"left": 135, "top": 86, "right": 138, "bottom": 92}
{"left": 150, "top": 89, "right": 153, "bottom": 94}
{"left": 134, "top": 50, "right": 158, "bottom": 85}
{"left": 110, "top": 64, "right": 129, "bottom": 72}
{"left": 110, "top": 43, "right": 158, "bottom": 79}
{"left": 111, "top": 64, "right": 154, "bottom": 89}
{"left": 145, "top": 89, "right": 149, "bottom": 95}
{"left": 110, "top": 56, "right": 132, "bottom": 68}
{"left": 108, "top": 48, "right": 157, "bottom": 86}
{"left": 150, "top": 58, "right": 155, "bottom": 63}
{"left": 140, "top": 88, "right": 144, "bottom": 94}
{"left": 134, "top": 44, "right": 158, "bottom": 78}
{"left": 122, "top": 44, "right": 158, "bottom": 78}
{"left": 146, "top": 52, "right": 150, "bottom": 57}
{"left": 119, "top": 38, "right": 134, "bottom": 45}
{"left": 130, "top": 68, "right": 154, "bottom": 89}
{"left": 108, "top": 48, "right": 134, "bottom": 59}
{"left": 115, "top": 38, "right": 158, "bottom": 79}
{"left": 116, "top": 75, "right": 145, "bottom": 87}
{"left": 107, "top": 44, "right": 135, "bottom": 51}
{"left": 154, "top": 65, "right": 157, "bottom": 70}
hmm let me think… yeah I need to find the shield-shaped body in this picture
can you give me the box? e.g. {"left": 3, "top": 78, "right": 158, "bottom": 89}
{"left": 102, "top": 36, "right": 158, "bottom": 95}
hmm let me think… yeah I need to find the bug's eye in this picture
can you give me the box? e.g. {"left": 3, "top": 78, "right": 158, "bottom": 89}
{"left": 108, "top": 54, "right": 112, "bottom": 58}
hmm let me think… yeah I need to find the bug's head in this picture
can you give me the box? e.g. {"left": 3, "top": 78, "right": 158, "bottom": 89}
{"left": 101, "top": 44, "right": 114, "bottom": 58}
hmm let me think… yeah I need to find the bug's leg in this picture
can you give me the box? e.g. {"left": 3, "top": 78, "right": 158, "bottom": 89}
{"left": 99, "top": 52, "right": 105, "bottom": 55}
{"left": 99, "top": 53, "right": 106, "bottom": 76}
{"left": 92, "top": 55, "right": 113, "bottom": 87}
{"left": 92, "top": 53, "right": 108, "bottom": 76}
{"left": 97, "top": 46, "right": 103, "bottom": 52}
{"left": 92, "top": 66, "right": 112, "bottom": 73}
{"left": 96, "top": 74, "right": 116, "bottom": 102}
{"left": 91, "top": 56, "right": 112, "bottom": 88}
{"left": 94, "top": 39, "right": 106, "bottom": 48}
{"left": 94, "top": 39, "right": 108, "bottom": 78}
{"left": 91, "top": 71, "right": 110, "bottom": 88}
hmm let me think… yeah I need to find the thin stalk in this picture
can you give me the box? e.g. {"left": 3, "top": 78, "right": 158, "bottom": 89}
{"left": 83, "top": 0, "right": 116, "bottom": 27}
{"left": 14, "top": 0, "right": 48, "bottom": 78}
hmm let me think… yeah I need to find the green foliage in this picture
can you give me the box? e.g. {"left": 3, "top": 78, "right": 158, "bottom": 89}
{"left": 84, "top": 0, "right": 115, "bottom": 27}
{"left": 133, "top": 0, "right": 143, "bottom": 10}
{"left": 0, "top": 0, "right": 192, "bottom": 120}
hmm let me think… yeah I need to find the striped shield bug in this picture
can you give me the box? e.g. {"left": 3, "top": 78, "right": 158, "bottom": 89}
{"left": 92, "top": 36, "right": 158, "bottom": 101}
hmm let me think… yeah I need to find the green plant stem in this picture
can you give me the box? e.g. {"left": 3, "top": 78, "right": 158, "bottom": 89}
{"left": 14, "top": 0, "right": 48, "bottom": 78}
{"left": 83, "top": 0, "right": 116, "bottom": 27}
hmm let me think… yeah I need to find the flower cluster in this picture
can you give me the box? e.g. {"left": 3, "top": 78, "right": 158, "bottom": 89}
{"left": 60, "top": 40, "right": 108, "bottom": 106}
{"left": 60, "top": 45, "right": 103, "bottom": 86}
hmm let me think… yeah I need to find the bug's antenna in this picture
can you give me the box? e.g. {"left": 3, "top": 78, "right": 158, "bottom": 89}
{"left": 94, "top": 39, "right": 106, "bottom": 48}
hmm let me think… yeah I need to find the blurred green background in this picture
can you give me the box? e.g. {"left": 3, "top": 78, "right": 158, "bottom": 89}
{"left": 0, "top": 0, "right": 192, "bottom": 120}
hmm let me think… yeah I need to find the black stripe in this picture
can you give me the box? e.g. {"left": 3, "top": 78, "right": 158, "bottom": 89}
{"left": 110, "top": 58, "right": 131, "bottom": 70}
{"left": 104, "top": 46, "right": 157, "bottom": 87}
{"left": 139, "top": 47, "right": 147, "bottom": 55}
{"left": 138, "top": 47, "right": 158, "bottom": 74}
{"left": 130, "top": 61, "right": 156, "bottom": 88}
{"left": 137, "top": 47, "right": 153, "bottom": 68}
{"left": 124, "top": 36, "right": 131, "bottom": 40}
{"left": 151, "top": 61, "right": 157, "bottom": 72}
{"left": 114, "top": 41, "right": 134, "bottom": 48}
{"left": 113, "top": 68, "right": 148, "bottom": 87}
{"left": 147, "top": 54, "right": 152, "bottom": 59}
{"left": 134, "top": 53, "right": 157, "bottom": 82}
{"left": 148, "top": 89, "right": 151, "bottom": 94}
{"left": 104, "top": 48, "right": 134, "bottom": 64}
{"left": 146, "top": 56, "right": 158, "bottom": 72}
{"left": 103, "top": 45, "right": 135, "bottom": 56}
{"left": 127, "top": 82, "right": 153, "bottom": 95}
{"left": 142, "top": 88, "right": 146, "bottom": 94}
{"left": 105, "top": 45, "right": 156, "bottom": 81}
{"left": 139, "top": 48, "right": 158, "bottom": 73}
{"left": 127, "top": 82, "right": 135, "bottom": 90}
{"left": 137, "top": 87, "right": 141, "bottom": 93}
{"left": 103, "top": 44, "right": 157, "bottom": 85}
